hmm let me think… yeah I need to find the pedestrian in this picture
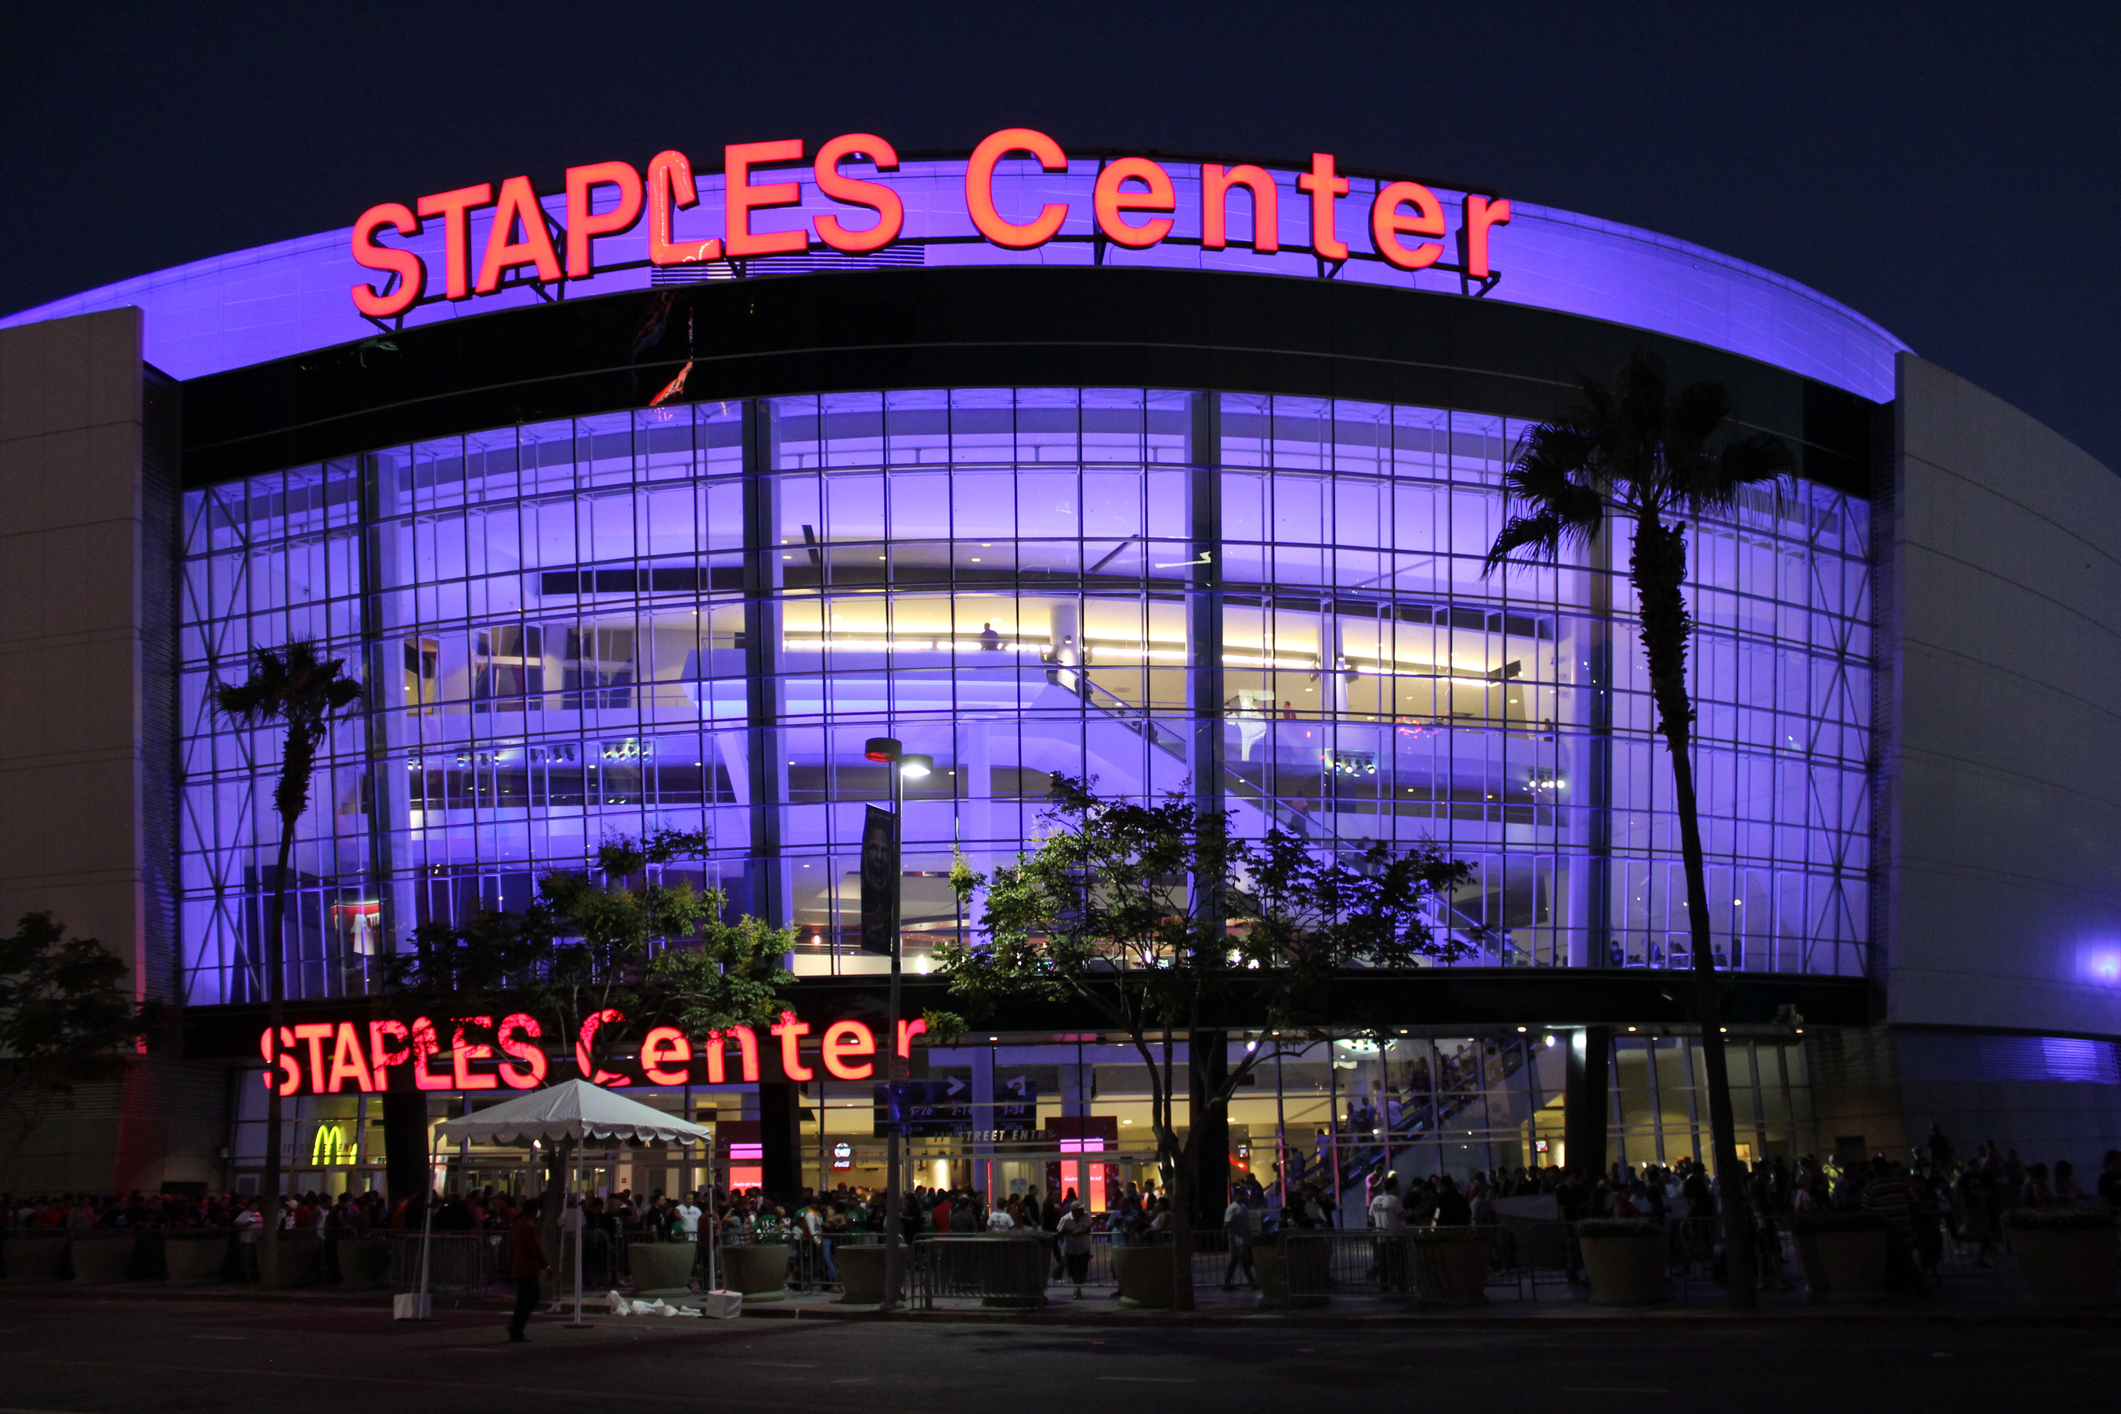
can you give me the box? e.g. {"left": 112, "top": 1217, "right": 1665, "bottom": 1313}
{"left": 1057, "top": 1198, "right": 1093, "bottom": 1297}
{"left": 1365, "top": 1175, "right": 1405, "bottom": 1291}
{"left": 1223, "top": 1184, "right": 1257, "bottom": 1290}
{"left": 507, "top": 1199, "right": 546, "bottom": 1343}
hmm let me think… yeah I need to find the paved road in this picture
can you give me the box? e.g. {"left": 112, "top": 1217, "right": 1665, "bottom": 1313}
{"left": 0, "top": 1300, "right": 2110, "bottom": 1411}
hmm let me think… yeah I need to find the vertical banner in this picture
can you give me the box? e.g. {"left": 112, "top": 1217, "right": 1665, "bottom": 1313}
{"left": 859, "top": 804, "right": 897, "bottom": 955}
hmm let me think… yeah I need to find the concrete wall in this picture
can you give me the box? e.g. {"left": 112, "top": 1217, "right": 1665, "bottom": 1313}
{"left": 0, "top": 308, "right": 188, "bottom": 1190}
{"left": 1883, "top": 353, "right": 2121, "bottom": 1038}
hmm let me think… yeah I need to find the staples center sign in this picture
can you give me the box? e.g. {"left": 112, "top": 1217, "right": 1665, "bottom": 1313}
{"left": 257, "top": 1008, "right": 926, "bottom": 1098}
{"left": 349, "top": 126, "right": 1511, "bottom": 318}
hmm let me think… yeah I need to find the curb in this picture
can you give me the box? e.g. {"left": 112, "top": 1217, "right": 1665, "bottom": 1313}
{"left": 6, "top": 1283, "right": 2116, "bottom": 1329}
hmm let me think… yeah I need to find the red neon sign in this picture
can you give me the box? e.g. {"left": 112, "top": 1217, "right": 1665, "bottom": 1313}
{"left": 257, "top": 1004, "right": 914, "bottom": 1096}
{"left": 348, "top": 133, "right": 1507, "bottom": 317}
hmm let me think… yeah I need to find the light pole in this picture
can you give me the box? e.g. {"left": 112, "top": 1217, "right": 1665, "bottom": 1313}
{"left": 864, "top": 736, "right": 931, "bottom": 1311}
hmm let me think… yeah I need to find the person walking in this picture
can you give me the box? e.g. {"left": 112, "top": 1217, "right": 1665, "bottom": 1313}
{"left": 507, "top": 1199, "right": 547, "bottom": 1343}
{"left": 1057, "top": 1198, "right": 1094, "bottom": 1298}
{"left": 1223, "top": 1184, "right": 1257, "bottom": 1290}
{"left": 1366, "top": 1175, "right": 1405, "bottom": 1291}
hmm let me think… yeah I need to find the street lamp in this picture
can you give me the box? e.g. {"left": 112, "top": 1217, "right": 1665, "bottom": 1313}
{"left": 862, "top": 736, "right": 929, "bottom": 1312}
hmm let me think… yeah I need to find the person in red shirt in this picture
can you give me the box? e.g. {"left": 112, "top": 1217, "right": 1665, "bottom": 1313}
{"left": 507, "top": 1199, "right": 547, "bottom": 1343}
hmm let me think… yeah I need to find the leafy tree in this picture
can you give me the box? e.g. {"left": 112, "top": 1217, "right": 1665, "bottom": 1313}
{"left": 939, "top": 775, "right": 1472, "bottom": 1309}
{"left": 385, "top": 829, "right": 793, "bottom": 1252}
{"left": 0, "top": 913, "right": 159, "bottom": 1171}
{"left": 214, "top": 641, "right": 363, "bottom": 1278}
{"left": 1482, "top": 346, "right": 1791, "bottom": 1308}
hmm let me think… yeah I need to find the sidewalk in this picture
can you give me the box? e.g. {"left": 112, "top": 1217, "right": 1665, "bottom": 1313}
{"left": 4, "top": 1270, "right": 2111, "bottom": 1326}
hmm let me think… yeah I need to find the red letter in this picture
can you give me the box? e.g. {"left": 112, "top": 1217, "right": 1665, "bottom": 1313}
{"left": 1297, "top": 153, "right": 1349, "bottom": 261}
{"left": 1200, "top": 164, "right": 1279, "bottom": 253}
{"left": 350, "top": 202, "right": 424, "bottom": 318}
{"left": 474, "top": 176, "right": 563, "bottom": 294}
{"left": 896, "top": 1016, "right": 928, "bottom": 1060}
{"left": 726, "top": 138, "right": 808, "bottom": 258}
{"left": 1463, "top": 194, "right": 1511, "bottom": 280}
{"left": 821, "top": 1020, "right": 876, "bottom": 1081}
{"left": 369, "top": 1018, "right": 411, "bottom": 1078}
{"left": 416, "top": 183, "right": 493, "bottom": 300}
{"left": 451, "top": 1016, "right": 499, "bottom": 1091}
{"left": 325, "top": 1021, "right": 374, "bottom": 1094}
{"left": 496, "top": 1013, "right": 547, "bottom": 1089}
{"left": 260, "top": 1026, "right": 301, "bottom": 1096}
{"left": 642, "top": 1026, "right": 692, "bottom": 1085}
{"left": 814, "top": 133, "right": 903, "bottom": 253}
{"left": 965, "top": 127, "right": 1069, "bottom": 250}
{"left": 292, "top": 1022, "right": 334, "bottom": 1095}
{"left": 564, "top": 160, "right": 644, "bottom": 278}
{"left": 1371, "top": 180, "right": 1445, "bottom": 271}
{"left": 771, "top": 1010, "right": 814, "bottom": 1082}
{"left": 1092, "top": 157, "right": 1175, "bottom": 249}
{"left": 410, "top": 1017, "right": 452, "bottom": 1091}
{"left": 704, "top": 1027, "right": 759, "bottom": 1084}
{"left": 575, "top": 1008, "right": 629, "bottom": 1086}
{"left": 647, "top": 150, "right": 719, "bottom": 266}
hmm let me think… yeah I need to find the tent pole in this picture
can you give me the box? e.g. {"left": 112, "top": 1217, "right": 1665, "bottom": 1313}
{"left": 573, "top": 1139, "right": 585, "bottom": 1325}
{"left": 416, "top": 1119, "right": 437, "bottom": 1311}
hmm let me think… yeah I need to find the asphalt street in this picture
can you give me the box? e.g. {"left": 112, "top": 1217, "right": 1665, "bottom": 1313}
{"left": 0, "top": 1300, "right": 2110, "bottom": 1412}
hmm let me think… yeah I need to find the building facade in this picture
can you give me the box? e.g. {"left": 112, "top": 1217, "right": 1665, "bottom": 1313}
{"left": 1, "top": 137, "right": 2116, "bottom": 1201}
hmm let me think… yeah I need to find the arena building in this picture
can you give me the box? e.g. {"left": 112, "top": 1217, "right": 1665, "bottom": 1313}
{"left": 1, "top": 130, "right": 2116, "bottom": 1206}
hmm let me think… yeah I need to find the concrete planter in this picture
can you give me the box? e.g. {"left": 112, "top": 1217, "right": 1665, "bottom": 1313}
{"left": 2007, "top": 1222, "right": 2118, "bottom": 1308}
{"left": 262, "top": 1232, "right": 322, "bottom": 1288}
{"left": 1408, "top": 1230, "right": 1490, "bottom": 1307}
{"left": 163, "top": 1232, "right": 234, "bottom": 1285}
{"left": 1814, "top": 1229, "right": 1887, "bottom": 1303}
{"left": 1110, "top": 1242, "right": 1174, "bottom": 1308}
{"left": 337, "top": 1236, "right": 391, "bottom": 1289}
{"left": 2, "top": 1234, "right": 69, "bottom": 1284}
{"left": 627, "top": 1240, "right": 698, "bottom": 1296}
{"left": 720, "top": 1243, "right": 791, "bottom": 1302}
{"left": 1792, "top": 1231, "right": 1831, "bottom": 1304}
{"left": 835, "top": 1244, "right": 888, "bottom": 1304}
{"left": 1579, "top": 1225, "right": 1666, "bottom": 1306}
{"left": 1256, "top": 1236, "right": 1330, "bottom": 1309}
{"left": 70, "top": 1232, "right": 136, "bottom": 1284}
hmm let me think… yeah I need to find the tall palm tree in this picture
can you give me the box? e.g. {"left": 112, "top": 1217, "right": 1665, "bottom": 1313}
{"left": 215, "top": 642, "right": 363, "bottom": 1280}
{"left": 1484, "top": 348, "right": 1791, "bottom": 1308}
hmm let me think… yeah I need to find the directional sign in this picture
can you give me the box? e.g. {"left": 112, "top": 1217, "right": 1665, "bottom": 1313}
{"left": 873, "top": 1079, "right": 1038, "bottom": 1136}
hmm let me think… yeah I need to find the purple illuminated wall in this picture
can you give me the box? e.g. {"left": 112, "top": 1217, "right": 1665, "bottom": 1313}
{"left": 5, "top": 158, "right": 1906, "bottom": 400}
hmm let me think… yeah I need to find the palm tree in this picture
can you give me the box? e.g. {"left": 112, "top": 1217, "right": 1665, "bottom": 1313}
{"left": 1483, "top": 348, "right": 1791, "bottom": 1308}
{"left": 215, "top": 642, "right": 363, "bottom": 1280}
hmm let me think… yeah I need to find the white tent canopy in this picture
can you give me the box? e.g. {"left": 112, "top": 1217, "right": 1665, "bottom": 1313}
{"left": 411, "top": 1079, "right": 716, "bottom": 1325}
{"left": 434, "top": 1078, "right": 713, "bottom": 1146}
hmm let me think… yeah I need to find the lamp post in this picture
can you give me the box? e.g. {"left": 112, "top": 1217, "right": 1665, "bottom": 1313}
{"left": 863, "top": 736, "right": 931, "bottom": 1312}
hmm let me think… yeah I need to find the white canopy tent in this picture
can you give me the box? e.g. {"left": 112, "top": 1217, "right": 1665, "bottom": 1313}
{"left": 419, "top": 1080, "right": 717, "bottom": 1323}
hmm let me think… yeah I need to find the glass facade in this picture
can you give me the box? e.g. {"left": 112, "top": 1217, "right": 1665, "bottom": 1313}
{"left": 178, "top": 388, "right": 1870, "bottom": 1006}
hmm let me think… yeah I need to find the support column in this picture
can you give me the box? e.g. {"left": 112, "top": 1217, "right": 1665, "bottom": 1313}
{"left": 1187, "top": 393, "right": 1225, "bottom": 817}
{"left": 382, "top": 1090, "right": 430, "bottom": 1202}
{"left": 741, "top": 401, "right": 788, "bottom": 927}
{"left": 1188, "top": 1029, "right": 1229, "bottom": 1228}
{"left": 758, "top": 1081, "right": 802, "bottom": 1199}
{"left": 1563, "top": 1026, "right": 1611, "bottom": 1180}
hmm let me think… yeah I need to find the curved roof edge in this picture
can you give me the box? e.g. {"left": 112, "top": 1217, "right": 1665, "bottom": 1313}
{"left": 2, "top": 155, "right": 1910, "bottom": 403}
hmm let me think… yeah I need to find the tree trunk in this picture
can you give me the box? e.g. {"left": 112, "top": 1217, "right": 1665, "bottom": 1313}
{"left": 540, "top": 1136, "right": 573, "bottom": 1293}
{"left": 260, "top": 818, "right": 296, "bottom": 1283}
{"left": 1632, "top": 519, "right": 1758, "bottom": 1309}
{"left": 1170, "top": 1151, "right": 1196, "bottom": 1311}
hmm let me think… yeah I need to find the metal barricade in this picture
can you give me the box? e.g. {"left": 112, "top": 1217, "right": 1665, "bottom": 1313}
{"left": 911, "top": 1234, "right": 1049, "bottom": 1309}
{"left": 389, "top": 1232, "right": 506, "bottom": 1294}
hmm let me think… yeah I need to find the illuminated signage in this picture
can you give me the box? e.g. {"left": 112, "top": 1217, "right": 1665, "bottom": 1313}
{"left": 256, "top": 1007, "right": 927, "bottom": 1097}
{"left": 350, "top": 128, "right": 1508, "bottom": 318}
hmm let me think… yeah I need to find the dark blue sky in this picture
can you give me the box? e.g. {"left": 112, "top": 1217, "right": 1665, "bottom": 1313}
{"left": 4, "top": 1, "right": 2115, "bottom": 468}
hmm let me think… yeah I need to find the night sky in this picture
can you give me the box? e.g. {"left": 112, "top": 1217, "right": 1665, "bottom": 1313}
{"left": 4, "top": 2, "right": 2115, "bottom": 469}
